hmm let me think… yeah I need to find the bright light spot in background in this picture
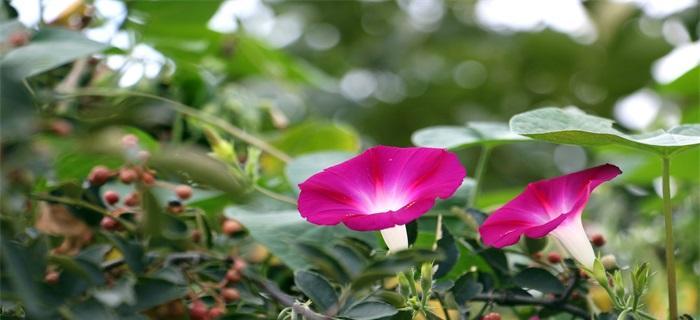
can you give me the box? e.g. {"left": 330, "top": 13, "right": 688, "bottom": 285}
{"left": 398, "top": 0, "right": 446, "bottom": 32}
{"left": 453, "top": 60, "right": 488, "bottom": 89}
{"left": 119, "top": 62, "right": 144, "bottom": 87}
{"left": 613, "top": 89, "right": 661, "bottom": 131}
{"left": 305, "top": 23, "right": 340, "bottom": 51}
{"left": 340, "top": 69, "right": 377, "bottom": 101}
{"left": 266, "top": 13, "right": 303, "bottom": 48}
{"left": 614, "top": 0, "right": 696, "bottom": 18}
{"left": 209, "top": 0, "right": 301, "bottom": 48}
{"left": 109, "top": 44, "right": 166, "bottom": 87}
{"left": 374, "top": 72, "right": 406, "bottom": 104}
{"left": 11, "top": 0, "right": 40, "bottom": 26}
{"left": 652, "top": 42, "right": 700, "bottom": 84}
{"left": 662, "top": 18, "right": 691, "bottom": 46}
{"left": 653, "top": 176, "right": 677, "bottom": 199}
{"left": 553, "top": 145, "right": 587, "bottom": 173}
{"left": 475, "top": 0, "right": 597, "bottom": 43}
{"left": 84, "top": 0, "right": 127, "bottom": 46}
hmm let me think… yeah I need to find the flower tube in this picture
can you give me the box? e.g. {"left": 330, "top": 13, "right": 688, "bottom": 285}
{"left": 298, "top": 146, "right": 466, "bottom": 252}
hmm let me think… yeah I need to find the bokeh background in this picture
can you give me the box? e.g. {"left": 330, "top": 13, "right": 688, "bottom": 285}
{"left": 5, "top": 0, "right": 700, "bottom": 317}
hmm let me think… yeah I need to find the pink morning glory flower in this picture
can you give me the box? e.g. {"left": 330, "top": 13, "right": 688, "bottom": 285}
{"left": 298, "top": 146, "right": 466, "bottom": 252}
{"left": 478, "top": 164, "right": 621, "bottom": 268}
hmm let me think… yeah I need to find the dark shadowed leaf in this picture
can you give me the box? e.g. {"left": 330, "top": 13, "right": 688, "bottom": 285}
{"left": 513, "top": 268, "right": 565, "bottom": 294}
{"left": 294, "top": 270, "right": 338, "bottom": 312}
{"left": 453, "top": 274, "right": 483, "bottom": 305}
{"left": 340, "top": 301, "right": 397, "bottom": 320}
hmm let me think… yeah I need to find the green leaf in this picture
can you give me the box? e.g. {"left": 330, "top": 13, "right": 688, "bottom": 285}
{"left": 412, "top": 122, "right": 527, "bottom": 150}
{"left": 285, "top": 151, "right": 355, "bottom": 194}
{"left": 340, "top": 301, "right": 398, "bottom": 320}
{"left": 512, "top": 268, "right": 565, "bottom": 294}
{"left": 294, "top": 270, "right": 339, "bottom": 312}
{"left": 275, "top": 121, "right": 361, "bottom": 156}
{"left": 452, "top": 274, "right": 482, "bottom": 305}
{"left": 510, "top": 107, "right": 700, "bottom": 156}
{"left": 126, "top": 278, "right": 187, "bottom": 313}
{"left": 228, "top": 209, "right": 374, "bottom": 270}
{"left": 103, "top": 233, "right": 145, "bottom": 274}
{"left": 0, "top": 27, "right": 108, "bottom": 78}
{"left": 434, "top": 223, "right": 459, "bottom": 278}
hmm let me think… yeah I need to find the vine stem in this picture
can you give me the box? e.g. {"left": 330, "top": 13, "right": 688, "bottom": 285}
{"left": 56, "top": 90, "right": 293, "bottom": 163}
{"left": 468, "top": 145, "right": 492, "bottom": 208}
{"left": 662, "top": 156, "right": 678, "bottom": 320}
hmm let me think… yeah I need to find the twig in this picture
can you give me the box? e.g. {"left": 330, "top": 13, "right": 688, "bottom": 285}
{"left": 471, "top": 291, "right": 589, "bottom": 319}
{"left": 55, "top": 89, "right": 293, "bottom": 163}
{"left": 247, "top": 274, "right": 331, "bottom": 320}
{"left": 254, "top": 185, "right": 297, "bottom": 206}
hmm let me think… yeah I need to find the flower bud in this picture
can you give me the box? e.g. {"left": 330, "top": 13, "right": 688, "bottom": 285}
{"left": 600, "top": 254, "right": 617, "bottom": 270}
{"left": 88, "top": 165, "right": 111, "bottom": 186}
{"left": 175, "top": 185, "right": 193, "bottom": 200}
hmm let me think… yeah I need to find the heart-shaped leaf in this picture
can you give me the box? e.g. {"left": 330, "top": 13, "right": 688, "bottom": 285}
{"left": 412, "top": 122, "right": 528, "bottom": 150}
{"left": 510, "top": 107, "right": 700, "bottom": 156}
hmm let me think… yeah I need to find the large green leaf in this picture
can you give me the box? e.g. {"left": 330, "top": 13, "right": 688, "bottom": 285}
{"left": 294, "top": 270, "right": 338, "bottom": 312}
{"left": 412, "top": 122, "right": 527, "bottom": 150}
{"left": 227, "top": 209, "right": 374, "bottom": 270}
{"left": 0, "top": 27, "right": 108, "bottom": 78}
{"left": 510, "top": 107, "right": 700, "bottom": 156}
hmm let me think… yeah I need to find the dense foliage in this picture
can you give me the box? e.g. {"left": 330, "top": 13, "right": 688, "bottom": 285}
{"left": 1, "top": 1, "right": 698, "bottom": 320}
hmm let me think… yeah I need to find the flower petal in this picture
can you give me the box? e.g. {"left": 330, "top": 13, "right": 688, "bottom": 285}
{"left": 479, "top": 164, "right": 621, "bottom": 248}
{"left": 298, "top": 146, "right": 466, "bottom": 231}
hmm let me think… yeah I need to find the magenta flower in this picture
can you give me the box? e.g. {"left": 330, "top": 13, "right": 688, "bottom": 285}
{"left": 298, "top": 146, "right": 466, "bottom": 252}
{"left": 478, "top": 164, "right": 621, "bottom": 268}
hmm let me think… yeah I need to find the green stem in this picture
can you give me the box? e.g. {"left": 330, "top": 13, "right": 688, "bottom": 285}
{"left": 662, "top": 156, "right": 678, "bottom": 320}
{"left": 468, "top": 145, "right": 492, "bottom": 208}
{"left": 56, "top": 90, "right": 293, "bottom": 163}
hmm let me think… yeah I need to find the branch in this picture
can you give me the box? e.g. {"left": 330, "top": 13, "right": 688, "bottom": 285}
{"left": 247, "top": 275, "right": 331, "bottom": 320}
{"left": 471, "top": 263, "right": 587, "bottom": 318}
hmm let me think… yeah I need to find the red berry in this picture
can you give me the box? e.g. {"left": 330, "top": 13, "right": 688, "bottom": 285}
{"left": 531, "top": 252, "right": 542, "bottom": 260}
{"left": 233, "top": 259, "right": 247, "bottom": 271}
{"left": 189, "top": 301, "right": 208, "bottom": 320}
{"left": 483, "top": 312, "right": 501, "bottom": 320}
{"left": 175, "top": 185, "right": 193, "bottom": 200}
{"left": 103, "top": 190, "right": 120, "bottom": 205}
{"left": 121, "top": 134, "right": 139, "bottom": 148}
{"left": 221, "top": 288, "right": 240, "bottom": 302}
{"left": 591, "top": 234, "right": 606, "bottom": 247}
{"left": 191, "top": 230, "right": 201, "bottom": 243}
{"left": 124, "top": 192, "right": 140, "bottom": 207}
{"left": 208, "top": 306, "right": 225, "bottom": 318}
{"left": 119, "top": 168, "right": 138, "bottom": 184}
{"left": 100, "top": 216, "right": 119, "bottom": 231}
{"left": 88, "top": 165, "right": 111, "bottom": 186}
{"left": 44, "top": 270, "right": 59, "bottom": 284}
{"left": 49, "top": 119, "right": 72, "bottom": 136}
{"left": 141, "top": 171, "right": 155, "bottom": 185}
{"left": 226, "top": 269, "right": 242, "bottom": 282}
{"left": 222, "top": 220, "right": 242, "bottom": 235}
{"left": 8, "top": 31, "right": 29, "bottom": 47}
{"left": 547, "top": 252, "right": 562, "bottom": 264}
